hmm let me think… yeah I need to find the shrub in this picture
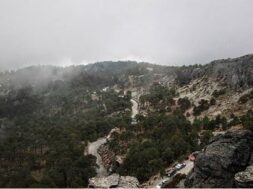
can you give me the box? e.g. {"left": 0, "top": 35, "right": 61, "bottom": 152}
{"left": 193, "top": 99, "right": 210, "bottom": 116}
{"left": 238, "top": 90, "right": 253, "bottom": 104}
{"left": 210, "top": 98, "right": 216, "bottom": 105}
{"left": 212, "top": 89, "right": 226, "bottom": 98}
{"left": 178, "top": 97, "right": 191, "bottom": 112}
{"left": 228, "top": 114, "right": 240, "bottom": 127}
{"left": 200, "top": 130, "right": 213, "bottom": 147}
{"left": 241, "top": 110, "right": 253, "bottom": 130}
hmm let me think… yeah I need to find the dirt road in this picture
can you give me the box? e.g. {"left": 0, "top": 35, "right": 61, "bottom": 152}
{"left": 130, "top": 99, "right": 138, "bottom": 119}
{"left": 150, "top": 160, "right": 194, "bottom": 188}
{"left": 87, "top": 138, "right": 108, "bottom": 177}
{"left": 87, "top": 97, "right": 138, "bottom": 177}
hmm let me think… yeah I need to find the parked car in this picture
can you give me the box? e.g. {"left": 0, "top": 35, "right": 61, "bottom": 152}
{"left": 175, "top": 163, "right": 186, "bottom": 170}
{"left": 167, "top": 168, "right": 177, "bottom": 177}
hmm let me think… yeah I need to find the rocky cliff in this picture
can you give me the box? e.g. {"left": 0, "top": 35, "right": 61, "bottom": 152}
{"left": 185, "top": 130, "right": 253, "bottom": 188}
{"left": 175, "top": 54, "right": 253, "bottom": 89}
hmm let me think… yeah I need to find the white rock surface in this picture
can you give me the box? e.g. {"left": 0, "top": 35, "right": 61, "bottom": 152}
{"left": 88, "top": 174, "right": 139, "bottom": 188}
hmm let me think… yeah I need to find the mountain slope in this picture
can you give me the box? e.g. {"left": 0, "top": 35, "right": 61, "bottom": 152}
{"left": 0, "top": 54, "right": 253, "bottom": 187}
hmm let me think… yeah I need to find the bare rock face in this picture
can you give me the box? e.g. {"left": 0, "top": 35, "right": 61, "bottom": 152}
{"left": 88, "top": 174, "right": 139, "bottom": 188}
{"left": 185, "top": 130, "right": 253, "bottom": 188}
{"left": 204, "top": 55, "right": 253, "bottom": 89}
{"left": 176, "top": 54, "right": 253, "bottom": 89}
{"left": 118, "top": 176, "right": 139, "bottom": 188}
{"left": 88, "top": 174, "right": 120, "bottom": 188}
{"left": 235, "top": 165, "right": 253, "bottom": 188}
{"left": 97, "top": 144, "right": 115, "bottom": 170}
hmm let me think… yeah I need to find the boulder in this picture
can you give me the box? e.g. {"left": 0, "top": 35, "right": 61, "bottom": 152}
{"left": 185, "top": 130, "right": 253, "bottom": 188}
{"left": 118, "top": 176, "right": 139, "bottom": 188}
{"left": 88, "top": 174, "right": 139, "bottom": 188}
{"left": 88, "top": 173, "right": 120, "bottom": 188}
{"left": 235, "top": 165, "right": 253, "bottom": 188}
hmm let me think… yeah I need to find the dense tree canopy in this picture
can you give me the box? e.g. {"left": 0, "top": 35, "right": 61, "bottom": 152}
{"left": 115, "top": 112, "right": 199, "bottom": 182}
{"left": 0, "top": 75, "right": 131, "bottom": 187}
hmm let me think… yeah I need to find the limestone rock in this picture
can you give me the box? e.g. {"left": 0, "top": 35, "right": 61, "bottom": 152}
{"left": 118, "top": 176, "right": 139, "bottom": 188}
{"left": 88, "top": 174, "right": 139, "bottom": 188}
{"left": 235, "top": 165, "right": 253, "bottom": 188}
{"left": 88, "top": 173, "right": 120, "bottom": 188}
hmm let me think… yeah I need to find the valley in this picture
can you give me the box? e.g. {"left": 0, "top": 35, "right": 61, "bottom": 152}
{"left": 0, "top": 54, "right": 253, "bottom": 188}
{"left": 1, "top": 1, "right": 253, "bottom": 188}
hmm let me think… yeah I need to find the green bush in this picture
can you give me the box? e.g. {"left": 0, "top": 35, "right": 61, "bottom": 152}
{"left": 212, "top": 89, "right": 226, "bottom": 98}
{"left": 140, "top": 83, "right": 176, "bottom": 111}
{"left": 241, "top": 110, "right": 253, "bottom": 130}
{"left": 117, "top": 112, "right": 199, "bottom": 182}
{"left": 193, "top": 99, "right": 210, "bottom": 116}
{"left": 178, "top": 97, "right": 191, "bottom": 112}
{"left": 210, "top": 98, "right": 216, "bottom": 105}
{"left": 238, "top": 90, "right": 253, "bottom": 104}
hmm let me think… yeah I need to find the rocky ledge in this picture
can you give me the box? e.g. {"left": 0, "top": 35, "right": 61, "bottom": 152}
{"left": 185, "top": 129, "right": 253, "bottom": 188}
{"left": 97, "top": 144, "right": 115, "bottom": 170}
{"left": 88, "top": 173, "right": 139, "bottom": 188}
{"left": 235, "top": 165, "right": 253, "bottom": 188}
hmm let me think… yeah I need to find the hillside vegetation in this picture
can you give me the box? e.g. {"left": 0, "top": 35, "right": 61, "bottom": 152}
{"left": 0, "top": 55, "right": 253, "bottom": 187}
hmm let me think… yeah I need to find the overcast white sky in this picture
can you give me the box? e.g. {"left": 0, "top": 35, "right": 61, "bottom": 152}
{"left": 0, "top": 0, "right": 253, "bottom": 70}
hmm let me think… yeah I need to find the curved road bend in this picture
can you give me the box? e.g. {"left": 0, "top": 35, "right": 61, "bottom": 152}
{"left": 87, "top": 97, "right": 139, "bottom": 177}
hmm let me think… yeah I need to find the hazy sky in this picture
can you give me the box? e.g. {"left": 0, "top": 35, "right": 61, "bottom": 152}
{"left": 0, "top": 0, "right": 253, "bottom": 70}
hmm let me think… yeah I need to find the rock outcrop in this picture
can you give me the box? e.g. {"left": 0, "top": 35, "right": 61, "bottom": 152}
{"left": 175, "top": 54, "right": 253, "bottom": 89}
{"left": 235, "top": 165, "right": 253, "bottom": 188}
{"left": 88, "top": 174, "right": 139, "bottom": 188}
{"left": 118, "top": 176, "right": 139, "bottom": 188}
{"left": 97, "top": 144, "right": 115, "bottom": 170}
{"left": 185, "top": 130, "right": 253, "bottom": 188}
{"left": 89, "top": 174, "right": 120, "bottom": 188}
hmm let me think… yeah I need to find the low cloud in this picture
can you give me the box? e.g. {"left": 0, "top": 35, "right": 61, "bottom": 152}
{"left": 0, "top": 0, "right": 253, "bottom": 70}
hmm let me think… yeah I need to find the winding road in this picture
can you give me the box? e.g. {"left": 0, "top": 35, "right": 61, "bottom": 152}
{"left": 87, "top": 96, "right": 139, "bottom": 177}
{"left": 87, "top": 138, "right": 108, "bottom": 177}
{"left": 153, "top": 160, "right": 194, "bottom": 188}
{"left": 130, "top": 99, "right": 138, "bottom": 119}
